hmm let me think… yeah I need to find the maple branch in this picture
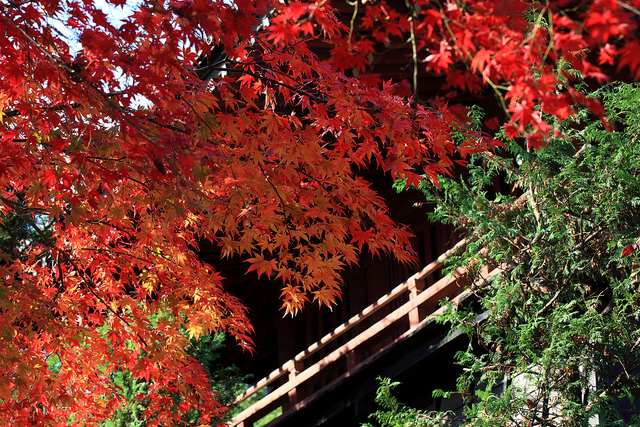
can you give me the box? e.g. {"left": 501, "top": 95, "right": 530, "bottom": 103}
{"left": 221, "top": 36, "right": 315, "bottom": 72}
{"left": 368, "top": 41, "right": 411, "bottom": 68}
{"left": 146, "top": 117, "right": 190, "bottom": 134}
{"left": 53, "top": 251, "right": 65, "bottom": 299}
{"left": 404, "top": 0, "right": 419, "bottom": 99}
{"left": 294, "top": 168, "right": 353, "bottom": 215}
{"left": 140, "top": 244, "right": 190, "bottom": 267}
{"left": 275, "top": 35, "right": 314, "bottom": 55}
{"left": 541, "top": 8, "right": 558, "bottom": 65}
{"left": 84, "top": 218, "right": 132, "bottom": 234}
{"left": 7, "top": 18, "right": 165, "bottom": 149}
{"left": 0, "top": 196, "right": 48, "bottom": 213}
{"left": 84, "top": 157, "right": 151, "bottom": 191}
{"left": 170, "top": 94, "right": 253, "bottom": 209}
{"left": 80, "top": 247, "right": 152, "bottom": 265}
{"left": 0, "top": 198, "right": 56, "bottom": 247}
{"left": 0, "top": 197, "right": 150, "bottom": 346}
{"left": 616, "top": 0, "right": 640, "bottom": 16}
{"left": 3, "top": 102, "right": 82, "bottom": 119}
{"left": 347, "top": 0, "right": 358, "bottom": 51}
{"left": 259, "top": 164, "right": 297, "bottom": 215}
{"left": 195, "top": 65, "right": 326, "bottom": 103}
{"left": 85, "top": 155, "right": 128, "bottom": 162}
{"left": 2, "top": 90, "right": 133, "bottom": 121}
{"left": 440, "top": 14, "right": 510, "bottom": 116}
{"left": 65, "top": 255, "right": 150, "bottom": 347}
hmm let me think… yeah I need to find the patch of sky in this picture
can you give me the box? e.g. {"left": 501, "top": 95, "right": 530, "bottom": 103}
{"left": 43, "top": 0, "right": 141, "bottom": 57}
{"left": 94, "top": 0, "right": 141, "bottom": 28}
{"left": 92, "top": 0, "right": 152, "bottom": 108}
{"left": 41, "top": 0, "right": 151, "bottom": 108}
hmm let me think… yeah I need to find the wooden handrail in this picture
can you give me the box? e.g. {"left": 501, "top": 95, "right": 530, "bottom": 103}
{"left": 281, "top": 266, "right": 502, "bottom": 418}
{"left": 230, "top": 239, "right": 470, "bottom": 426}
{"left": 291, "top": 238, "right": 469, "bottom": 363}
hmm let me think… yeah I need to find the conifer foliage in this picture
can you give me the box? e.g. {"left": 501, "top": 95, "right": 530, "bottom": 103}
{"left": 384, "top": 83, "right": 640, "bottom": 426}
{"left": 0, "top": 0, "right": 639, "bottom": 425}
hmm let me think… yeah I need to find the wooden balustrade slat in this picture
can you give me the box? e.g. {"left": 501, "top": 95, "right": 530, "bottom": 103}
{"left": 414, "top": 238, "right": 468, "bottom": 281}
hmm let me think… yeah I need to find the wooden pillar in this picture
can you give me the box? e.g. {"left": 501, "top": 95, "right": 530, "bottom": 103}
{"left": 408, "top": 277, "right": 426, "bottom": 328}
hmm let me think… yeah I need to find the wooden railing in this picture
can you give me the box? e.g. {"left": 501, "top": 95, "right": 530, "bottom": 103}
{"left": 230, "top": 239, "right": 474, "bottom": 427}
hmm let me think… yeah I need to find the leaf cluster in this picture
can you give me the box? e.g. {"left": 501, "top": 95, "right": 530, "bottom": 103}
{"left": 357, "top": 0, "right": 640, "bottom": 149}
{"left": 363, "top": 377, "right": 455, "bottom": 427}
{"left": 103, "top": 333, "right": 248, "bottom": 427}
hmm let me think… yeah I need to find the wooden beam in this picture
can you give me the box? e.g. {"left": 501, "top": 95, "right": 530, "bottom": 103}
{"left": 414, "top": 239, "right": 468, "bottom": 282}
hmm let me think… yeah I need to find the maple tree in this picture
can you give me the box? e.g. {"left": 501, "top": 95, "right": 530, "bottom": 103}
{"left": 351, "top": 0, "right": 640, "bottom": 149}
{"left": 1, "top": 0, "right": 639, "bottom": 425}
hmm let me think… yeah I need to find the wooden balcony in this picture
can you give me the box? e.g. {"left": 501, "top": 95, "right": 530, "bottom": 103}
{"left": 229, "top": 239, "right": 486, "bottom": 427}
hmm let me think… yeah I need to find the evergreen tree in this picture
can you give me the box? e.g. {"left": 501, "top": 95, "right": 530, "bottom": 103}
{"left": 370, "top": 83, "right": 640, "bottom": 426}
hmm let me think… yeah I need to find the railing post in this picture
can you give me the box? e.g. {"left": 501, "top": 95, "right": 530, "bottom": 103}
{"left": 285, "top": 360, "right": 304, "bottom": 409}
{"left": 408, "top": 277, "right": 426, "bottom": 328}
{"left": 346, "top": 348, "right": 363, "bottom": 370}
